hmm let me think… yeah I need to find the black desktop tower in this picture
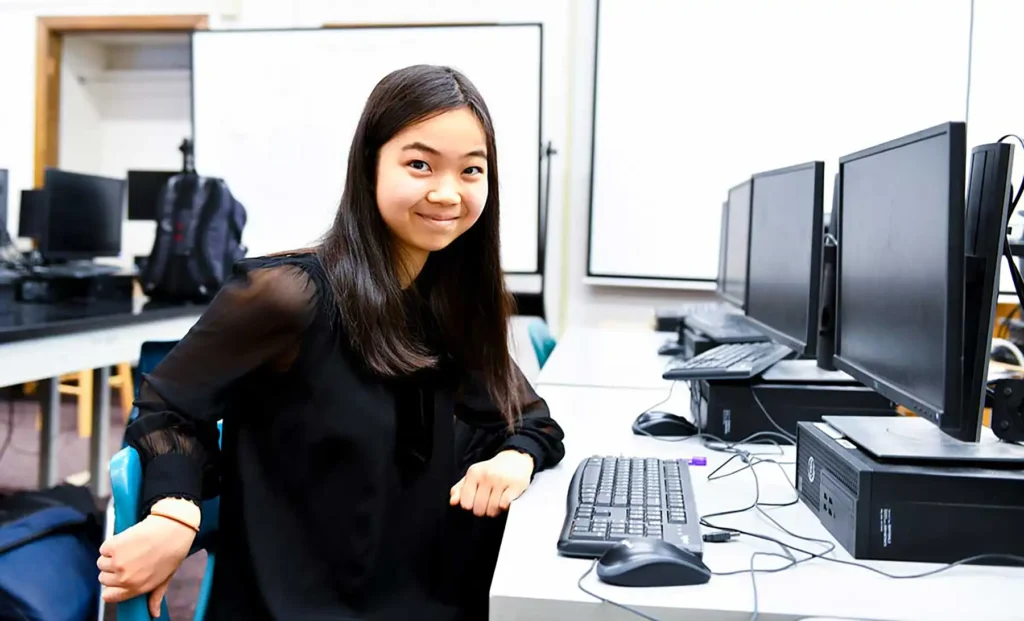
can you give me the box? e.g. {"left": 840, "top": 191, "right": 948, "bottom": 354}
{"left": 683, "top": 328, "right": 715, "bottom": 360}
{"left": 17, "top": 273, "right": 133, "bottom": 310}
{"left": 796, "top": 421, "right": 1024, "bottom": 564}
{"left": 690, "top": 373, "right": 895, "bottom": 441}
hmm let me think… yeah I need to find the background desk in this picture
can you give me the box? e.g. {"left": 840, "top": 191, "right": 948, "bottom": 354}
{"left": 0, "top": 301, "right": 203, "bottom": 493}
{"left": 537, "top": 326, "right": 676, "bottom": 389}
{"left": 491, "top": 350, "right": 1023, "bottom": 620}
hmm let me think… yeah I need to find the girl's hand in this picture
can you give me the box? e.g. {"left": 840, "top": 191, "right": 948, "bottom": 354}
{"left": 450, "top": 449, "right": 534, "bottom": 517}
{"left": 97, "top": 499, "right": 199, "bottom": 617}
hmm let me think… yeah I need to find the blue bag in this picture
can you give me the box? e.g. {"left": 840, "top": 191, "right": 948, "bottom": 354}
{"left": 0, "top": 485, "right": 102, "bottom": 621}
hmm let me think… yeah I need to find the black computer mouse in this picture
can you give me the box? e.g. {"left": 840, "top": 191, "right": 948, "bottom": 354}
{"left": 632, "top": 410, "right": 698, "bottom": 437}
{"left": 597, "top": 538, "right": 712, "bottom": 587}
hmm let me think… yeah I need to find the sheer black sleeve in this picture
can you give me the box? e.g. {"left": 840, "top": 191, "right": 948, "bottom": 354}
{"left": 124, "top": 262, "right": 317, "bottom": 513}
{"left": 453, "top": 364, "right": 565, "bottom": 476}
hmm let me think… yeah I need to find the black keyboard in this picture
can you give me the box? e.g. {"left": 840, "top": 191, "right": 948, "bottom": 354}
{"left": 685, "top": 313, "right": 769, "bottom": 343}
{"left": 557, "top": 456, "right": 703, "bottom": 559}
{"left": 662, "top": 342, "right": 792, "bottom": 380}
{"left": 34, "top": 264, "right": 121, "bottom": 278}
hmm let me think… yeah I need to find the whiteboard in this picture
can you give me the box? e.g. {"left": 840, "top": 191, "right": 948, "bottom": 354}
{"left": 192, "top": 25, "right": 542, "bottom": 273}
{"left": 588, "top": 0, "right": 971, "bottom": 282}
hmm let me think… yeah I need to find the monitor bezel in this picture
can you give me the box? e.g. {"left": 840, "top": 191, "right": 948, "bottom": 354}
{"left": 744, "top": 161, "right": 826, "bottom": 356}
{"left": 720, "top": 178, "right": 752, "bottom": 309}
{"left": 833, "top": 121, "right": 966, "bottom": 426}
{"left": 715, "top": 199, "right": 729, "bottom": 298}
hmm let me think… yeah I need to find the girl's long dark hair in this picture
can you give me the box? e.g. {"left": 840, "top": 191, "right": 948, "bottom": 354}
{"left": 317, "top": 64, "right": 523, "bottom": 427}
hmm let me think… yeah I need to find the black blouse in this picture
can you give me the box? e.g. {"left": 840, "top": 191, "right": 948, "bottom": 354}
{"left": 123, "top": 253, "right": 565, "bottom": 621}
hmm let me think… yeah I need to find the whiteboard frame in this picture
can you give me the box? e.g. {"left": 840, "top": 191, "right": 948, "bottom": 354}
{"left": 188, "top": 23, "right": 546, "bottom": 276}
{"left": 585, "top": 0, "right": 716, "bottom": 285}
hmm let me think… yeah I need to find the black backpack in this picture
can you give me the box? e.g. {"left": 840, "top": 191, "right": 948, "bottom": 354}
{"left": 141, "top": 173, "right": 247, "bottom": 303}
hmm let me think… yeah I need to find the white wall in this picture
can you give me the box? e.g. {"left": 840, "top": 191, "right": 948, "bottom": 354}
{"left": 967, "top": 0, "right": 1024, "bottom": 296}
{"left": 58, "top": 36, "right": 105, "bottom": 174}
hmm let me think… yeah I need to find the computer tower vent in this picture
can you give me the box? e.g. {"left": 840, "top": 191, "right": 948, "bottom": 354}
{"left": 796, "top": 424, "right": 859, "bottom": 505}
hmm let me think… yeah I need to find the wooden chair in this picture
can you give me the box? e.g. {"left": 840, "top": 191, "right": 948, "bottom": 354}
{"left": 62, "top": 364, "right": 135, "bottom": 437}
{"left": 29, "top": 364, "right": 135, "bottom": 437}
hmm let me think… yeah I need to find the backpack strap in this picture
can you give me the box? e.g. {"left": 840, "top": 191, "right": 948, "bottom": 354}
{"left": 0, "top": 507, "right": 89, "bottom": 556}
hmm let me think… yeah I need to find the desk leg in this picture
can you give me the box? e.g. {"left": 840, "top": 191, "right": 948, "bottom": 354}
{"left": 90, "top": 366, "right": 111, "bottom": 498}
{"left": 38, "top": 378, "right": 60, "bottom": 488}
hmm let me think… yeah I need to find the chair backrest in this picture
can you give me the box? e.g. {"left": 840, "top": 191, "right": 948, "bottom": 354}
{"left": 126, "top": 340, "right": 179, "bottom": 429}
{"left": 110, "top": 421, "right": 221, "bottom": 621}
{"left": 527, "top": 318, "right": 557, "bottom": 368}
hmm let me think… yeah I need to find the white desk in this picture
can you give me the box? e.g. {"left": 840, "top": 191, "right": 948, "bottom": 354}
{"left": 538, "top": 327, "right": 676, "bottom": 390}
{"left": 490, "top": 386, "right": 1022, "bottom": 620}
{"left": 0, "top": 311, "right": 202, "bottom": 493}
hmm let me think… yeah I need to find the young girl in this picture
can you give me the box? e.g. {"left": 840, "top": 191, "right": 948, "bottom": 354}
{"left": 97, "top": 64, "right": 565, "bottom": 620}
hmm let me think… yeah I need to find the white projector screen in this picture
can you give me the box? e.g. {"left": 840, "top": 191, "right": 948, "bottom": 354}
{"left": 192, "top": 25, "right": 542, "bottom": 274}
{"left": 587, "top": 0, "right": 971, "bottom": 284}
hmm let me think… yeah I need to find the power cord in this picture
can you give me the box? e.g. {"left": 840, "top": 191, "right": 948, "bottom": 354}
{"left": 576, "top": 559, "right": 663, "bottom": 621}
{"left": 701, "top": 448, "right": 1024, "bottom": 620}
{"left": 589, "top": 377, "right": 1024, "bottom": 619}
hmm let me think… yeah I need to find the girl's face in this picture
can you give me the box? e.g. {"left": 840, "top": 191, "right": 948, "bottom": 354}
{"left": 376, "top": 106, "right": 489, "bottom": 272}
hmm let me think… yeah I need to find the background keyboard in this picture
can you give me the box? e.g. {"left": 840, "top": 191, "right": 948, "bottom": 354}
{"left": 557, "top": 456, "right": 703, "bottom": 559}
{"left": 662, "top": 341, "right": 792, "bottom": 380}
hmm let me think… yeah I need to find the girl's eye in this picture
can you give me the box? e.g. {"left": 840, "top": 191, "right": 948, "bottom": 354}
{"left": 408, "top": 160, "right": 430, "bottom": 172}
{"left": 464, "top": 166, "right": 484, "bottom": 175}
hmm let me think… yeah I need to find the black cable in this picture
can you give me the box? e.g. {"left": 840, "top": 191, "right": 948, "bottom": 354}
{"left": 748, "top": 388, "right": 796, "bottom": 443}
{"left": 640, "top": 380, "right": 679, "bottom": 414}
{"left": 701, "top": 449, "right": 1024, "bottom": 620}
{"left": 577, "top": 559, "right": 663, "bottom": 621}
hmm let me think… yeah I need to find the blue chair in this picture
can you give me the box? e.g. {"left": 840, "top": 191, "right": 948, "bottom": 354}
{"left": 107, "top": 339, "right": 219, "bottom": 620}
{"left": 110, "top": 422, "right": 221, "bottom": 621}
{"left": 527, "top": 318, "right": 557, "bottom": 369}
{"left": 125, "top": 341, "right": 180, "bottom": 430}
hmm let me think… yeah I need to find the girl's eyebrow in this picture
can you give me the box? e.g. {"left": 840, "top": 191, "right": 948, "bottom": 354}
{"left": 402, "top": 141, "right": 486, "bottom": 159}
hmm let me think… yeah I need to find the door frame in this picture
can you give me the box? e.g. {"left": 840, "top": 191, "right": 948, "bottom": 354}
{"left": 34, "top": 14, "right": 209, "bottom": 186}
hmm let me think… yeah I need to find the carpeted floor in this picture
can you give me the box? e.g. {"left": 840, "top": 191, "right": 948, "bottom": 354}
{"left": 0, "top": 395, "right": 204, "bottom": 620}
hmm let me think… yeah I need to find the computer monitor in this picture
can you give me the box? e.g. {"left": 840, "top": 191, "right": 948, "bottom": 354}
{"left": 19, "top": 190, "right": 48, "bottom": 242}
{"left": 827, "top": 124, "right": 1024, "bottom": 462}
{"left": 715, "top": 200, "right": 728, "bottom": 296}
{"left": 127, "top": 170, "right": 175, "bottom": 221}
{"left": 834, "top": 122, "right": 964, "bottom": 430}
{"left": 745, "top": 162, "right": 825, "bottom": 356}
{"left": 721, "top": 180, "right": 752, "bottom": 308}
{"left": 40, "top": 169, "right": 126, "bottom": 262}
{"left": 0, "top": 169, "right": 8, "bottom": 235}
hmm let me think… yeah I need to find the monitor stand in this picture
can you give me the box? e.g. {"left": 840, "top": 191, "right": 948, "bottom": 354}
{"left": 821, "top": 415, "right": 1024, "bottom": 464}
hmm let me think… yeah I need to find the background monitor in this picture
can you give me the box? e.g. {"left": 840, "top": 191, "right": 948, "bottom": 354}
{"left": 834, "top": 122, "right": 966, "bottom": 432}
{"left": 19, "top": 190, "right": 48, "bottom": 242}
{"left": 40, "top": 169, "right": 126, "bottom": 261}
{"left": 745, "top": 161, "right": 825, "bottom": 356}
{"left": 721, "top": 180, "right": 752, "bottom": 308}
{"left": 0, "top": 169, "right": 7, "bottom": 237}
{"left": 715, "top": 200, "right": 728, "bottom": 296}
{"left": 127, "top": 170, "right": 175, "bottom": 221}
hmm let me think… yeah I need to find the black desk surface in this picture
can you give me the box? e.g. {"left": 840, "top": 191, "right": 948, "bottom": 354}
{"left": 0, "top": 300, "right": 205, "bottom": 345}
